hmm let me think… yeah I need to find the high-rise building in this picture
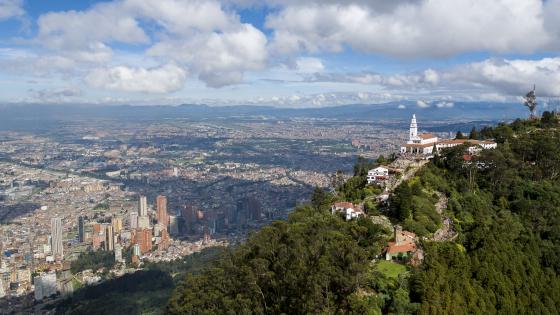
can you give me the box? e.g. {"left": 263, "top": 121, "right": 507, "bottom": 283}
{"left": 156, "top": 195, "right": 169, "bottom": 226}
{"left": 181, "top": 205, "right": 195, "bottom": 235}
{"left": 203, "top": 221, "right": 211, "bottom": 244}
{"left": 158, "top": 229, "right": 170, "bottom": 251}
{"left": 78, "top": 216, "right": 85, "bottom": 243}
{"left": 135, "top": 228, "right": 152, "bottom": 254}
{"left": 138, "top": 196, "right": 148, "bottom": 217}
{"left": 129, "top": 211, "right": 138, "bottom": 229}
{"left": 0, "top": 278, "right": 5, "bottom": 298}
{"left": 92, "top": 234, "right": 104, "bottom": 251}
{"left": 247, "top": 197, "right": 262, "bottom": 221}
{"left": 114, "top": 244, "right": 123, "bottom": 263}
{"left": 50, "top": 217, "right": 63, "bottom": 259}
{"left": 111, "top": 217, "right": 123, "bottom": 233}
{"left": 34, "top": 272, "right": 57, "bottom": 301}
{"left": 137, "top": 216, "right": 150, "bottom": 229}
{"left": 93, "top": 223, "right": 102, "bottom": 234}
{"left": 169, "top": 215, "right": 179, "bottom": 236}
{"left": 132, "top": 244, "right": 141, "bottom": 257}
{"left": 105, "top": 225, "right": 114, "bottom": 251}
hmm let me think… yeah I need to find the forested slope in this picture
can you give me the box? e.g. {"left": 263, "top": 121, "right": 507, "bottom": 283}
{"left": 167, "top": 116, "right": 560, "bottom": 314}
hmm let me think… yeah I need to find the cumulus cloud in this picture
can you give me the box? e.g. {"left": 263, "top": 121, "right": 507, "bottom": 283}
{"left": 265, "top": 0, "right": 558, "bottom": 57}
{"left": 85, "top": 64, "right": 187, "bottom": 93}
{"left": 398, "top": 104, "right": 407, "bottom": 109}
{"left": 125, "top": 0, "right": 238, "bottom": 34}
{"left": 29, "top": 0, "right": 268, "bottom": 91}
{"left": 305, "top": 57, "right": 560, "bottom": 99}
{"left": 37, "top": 2, "right": 149, "bottom": 50}
{"left": 148, "top": 23, "right": 267, "bottom": 87}
{"left": 444, "top": 57, "right": 560, "bottom": 97}
{"left": 416, "top": 100, "right": 429, "bottom": 108}
{"left": 3, "top": 0, "right": 560, "bottom": 103}
{"left": 0, "top": 0, "right": 24, "bottom": 21}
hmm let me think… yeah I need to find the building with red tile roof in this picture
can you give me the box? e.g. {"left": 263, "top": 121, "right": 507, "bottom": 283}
{"left": 400, "top": 114, "right": 497, "bottom": 155}
{"left": 384, "top": 226, "right": 418, "bottom": 261}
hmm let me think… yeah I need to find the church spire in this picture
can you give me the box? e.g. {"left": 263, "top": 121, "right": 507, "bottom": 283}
{"left": 410, "top": 114, "right": 418, "bottom": 140}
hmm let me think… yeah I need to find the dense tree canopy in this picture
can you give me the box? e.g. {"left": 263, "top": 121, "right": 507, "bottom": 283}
{"left": 166, "top": 206, "right": 391, "bottom": 314}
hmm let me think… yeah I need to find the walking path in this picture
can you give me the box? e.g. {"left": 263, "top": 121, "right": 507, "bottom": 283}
{"left": 430, "top": 192, "right": 458, "bottom": 242}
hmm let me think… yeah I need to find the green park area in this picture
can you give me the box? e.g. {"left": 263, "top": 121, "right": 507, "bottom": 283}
{"left": 375, "top": 260, "right": 408, "bottom": 279}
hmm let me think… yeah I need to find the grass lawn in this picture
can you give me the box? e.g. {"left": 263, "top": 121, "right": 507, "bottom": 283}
{"left": 375, "top": 260, "right": 409, "bottom": 278}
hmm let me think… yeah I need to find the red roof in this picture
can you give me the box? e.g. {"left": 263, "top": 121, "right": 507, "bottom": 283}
{"left": 386, "top": 242, "right": 417, "bottom": 254}
{"left": 334, "top": 202, "right": 354, "bottom": 209}
{"left": 403, "top": 143, "right": 434, "bottom": 148}
{"left": 419, "top": 133, "right": 436, "bottom": 139}
{"left": 439, "top": 139, "right": 496, "bottom": 145}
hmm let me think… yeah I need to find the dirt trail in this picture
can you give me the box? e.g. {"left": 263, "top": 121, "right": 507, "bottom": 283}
{"left": 430, "top": 192, "right": 458, "bottom": 242}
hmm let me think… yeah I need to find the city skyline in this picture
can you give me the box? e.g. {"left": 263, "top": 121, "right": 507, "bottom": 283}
{"left": 0, "top": 0, "right": 559, "bottom": 106}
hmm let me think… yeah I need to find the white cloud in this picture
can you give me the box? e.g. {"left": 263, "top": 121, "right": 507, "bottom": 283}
{"left": 148, "top": 23, "right": 267, "bottom": 87}
{"left": 124, "top": 0, "right": 238, "bottom": 34}
{"left": 29, "top": 0, "right": 269, "bottom": 90}
{"left": 3, "top": 0, "right": 560, "bottom": 104}
{"left": 0, "top": 0, "right": 24, "bottom": 21}
{"left": 305, "top": 57, "right": 560, "bottom": 99}
{"left": 85, "top": 64, "right": 187, "bottom": 93}
{"left": 295, "top": 57, "right": 324, "bottom": 73}
{"left": 264, "top": 91, "right": 404, "bottom": 107}
{"left": 36, "top": 1, "right": 148, "bottom": 60}
{"left": 444, "top": 57, "right": 560, "bottom": 97}
{"left": 398, "top": 104, "right": 406, "bottom": 109}
{"left": 310, "top": 69, "right": 439, "bottom": 89}
{"left": 265, "top": 0, "right": 558, "bottom": 57}
{"left": 436, "top": 102, "right": 450, "bottom": 108}
{"left": 28, "top": 87, "right": 83, "bottom": 103}
{"left": 416, "top": 100, "right": 429, "bottom": 108}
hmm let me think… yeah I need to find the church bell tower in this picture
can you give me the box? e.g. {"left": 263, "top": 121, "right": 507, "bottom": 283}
{"left": 410, "top": 114, "right": 418, "bottom": 140}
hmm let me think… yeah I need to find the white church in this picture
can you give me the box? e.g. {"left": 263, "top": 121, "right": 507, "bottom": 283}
{"left": 400, "top": 114, "right": 497, "bottom": 155}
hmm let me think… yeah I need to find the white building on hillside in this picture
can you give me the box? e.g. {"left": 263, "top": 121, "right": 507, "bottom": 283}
{"left": 367, "top": 166, "right": 389, "bottom": 184}
{"left": 400, "top": 114, "right": 497, "bottom": 155}
{"left": 400, "top": 114, "right": 438, "bottom": 155}
{"left": 331, "top": 202, "right": 363, "bottom": 221}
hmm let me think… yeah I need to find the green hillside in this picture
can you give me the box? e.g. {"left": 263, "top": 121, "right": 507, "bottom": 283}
{"left": 166, "top": 116, "right": 560, "bottom": 314}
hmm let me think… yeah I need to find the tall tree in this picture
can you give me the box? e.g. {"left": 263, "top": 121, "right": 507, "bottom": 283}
{"left": 455, "top": 131, "right": 465, "bottom": 139}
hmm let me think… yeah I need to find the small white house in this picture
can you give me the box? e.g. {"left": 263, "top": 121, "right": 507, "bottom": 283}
{"left": 367, "top": 166, "right": 389, "bottom": 184}
{"left": 331, "top": 202, "right": 363, "bottom": 221}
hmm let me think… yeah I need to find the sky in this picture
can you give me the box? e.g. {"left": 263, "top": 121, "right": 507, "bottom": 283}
{"left": 0, "top": 0, "right": 559, "bottom": 107}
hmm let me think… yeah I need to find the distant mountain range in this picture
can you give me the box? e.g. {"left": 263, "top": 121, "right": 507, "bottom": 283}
{"left": 0, "top": 102, "right": 530, "bottom": 132}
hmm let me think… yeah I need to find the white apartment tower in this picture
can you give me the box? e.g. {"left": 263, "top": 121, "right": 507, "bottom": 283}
{"left": 50, "top": 217, "right": 63, "bottom": 259}
{"left": 130, "top": 211, "right": 138, "bottom": 229}
{"left": 0, "top": 278, "right": 5, "bottom": 298}
{"left": 114, "top": 244, "right": 124, "bottom": 263}
{"left": 138, "top": 196, "right": 148, "bottom": 217}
